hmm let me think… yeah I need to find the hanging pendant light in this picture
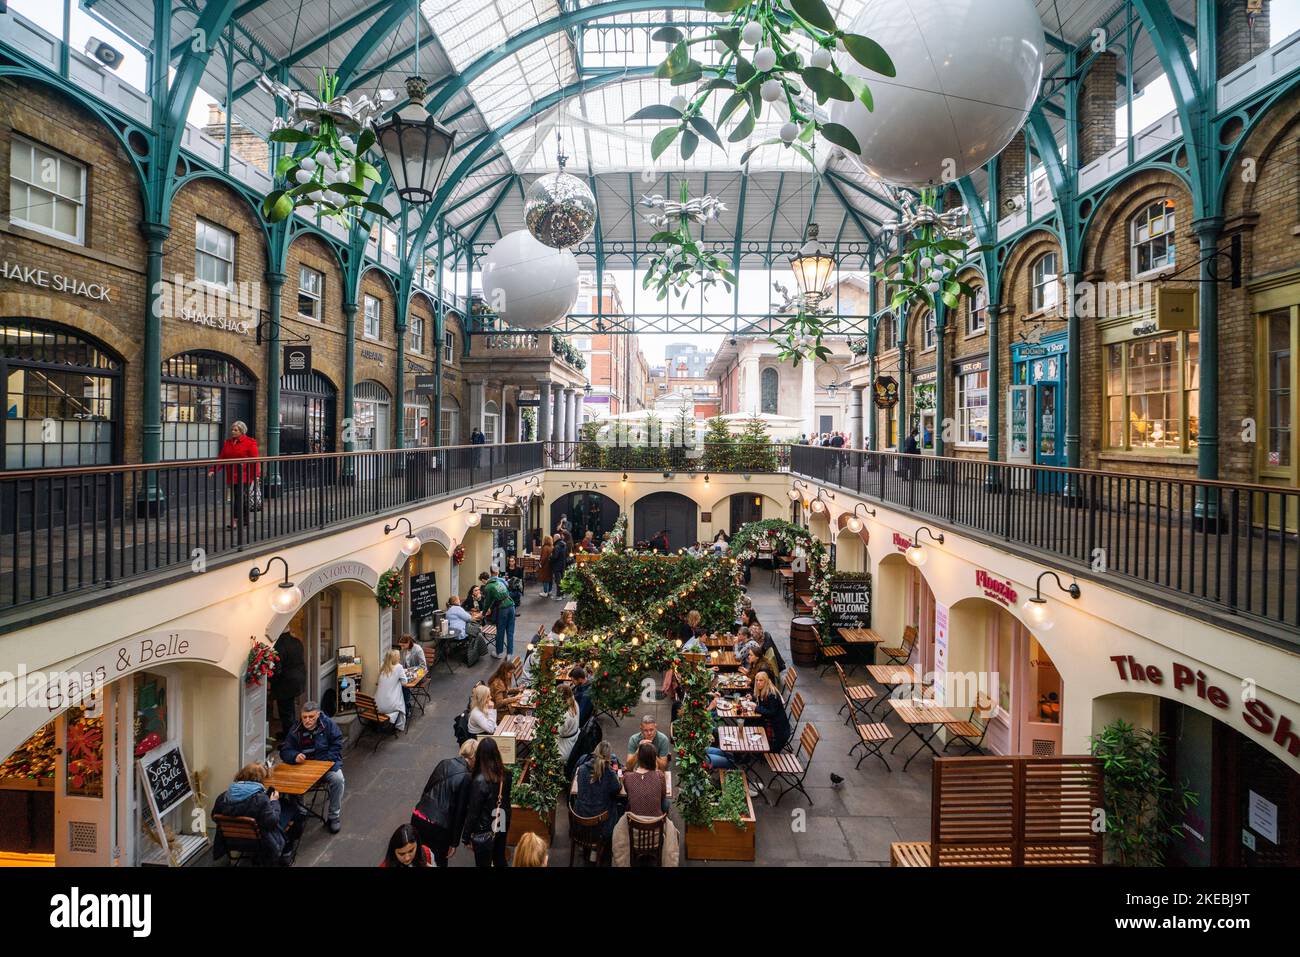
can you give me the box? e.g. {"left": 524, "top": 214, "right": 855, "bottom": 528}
{"left": 525, "top": 130, "right": 597, "bottom": 249}
{"left": 790, "top": 223, "right": 836, "bottom": 309}
{"left": 375, "top": 75, "right": 456, "bottom": 206}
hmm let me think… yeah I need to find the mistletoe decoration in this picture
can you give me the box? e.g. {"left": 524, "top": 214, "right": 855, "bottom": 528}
{"left": 875, "top": 187, "right": 982, "bottom": 312}
{"left": 641, "top": 181, "right": 735, "bottom": 302}
{"left": 629, "top": 0, "right": 895, "bottom": 167}
{"left": 376, "top": 569, "right": 403, "bottom": 608}
{"left": 258, "top": 70, "right": 391, "bottom": 224}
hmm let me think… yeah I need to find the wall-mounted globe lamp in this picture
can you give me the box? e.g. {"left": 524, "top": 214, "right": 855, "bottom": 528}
{"left": 845, "top": 502, "right": 876, "bottom": 534}
{"left": 453, "top": 497, "right": 480, "bottom": 526}
{"left": 905, "top": 526, "right": 945, "bottom": 567}
{"left": 1022, "top": 571, "right": 1081, "bottom": 632}
{"left": 249, "top": 556, "right": 302, "bottom": 614}
{"left": 384, "top": 516, "right": 422, "bottom": 556}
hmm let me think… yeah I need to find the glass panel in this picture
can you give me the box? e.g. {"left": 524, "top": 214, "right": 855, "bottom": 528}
{"left": 1266, "top": 312, "right": 1292, "bottom": 468}
{"left": 133, "top": 672, "right": 169, "bottom": 753}
{"left": 1184, "top": 332, "right": 1199, "bottom": 450}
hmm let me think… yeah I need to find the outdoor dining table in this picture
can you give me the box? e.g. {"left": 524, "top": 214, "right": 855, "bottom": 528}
{"left": 267, "top": 759, "right": 334, "bottom": 823}
{"left": 709, "top": 651, "right": 740, "bottom": 670}
{"left": 513, "top": 688, "right": 539, "bottom": 711}
{"left": 712, "top": 671, "right": 751, "bottom": 693}
{"left": 703, "top": 634, "right": 733, "bottom": 650}
{"left": 713, "top": 697, "right": 762, "bottom": 722}
{"left": 717, "top": 725, "right": 769, "bottom": 753}
{"left": 866, "top": 664, "right": 926, "bottom": 714}
{"left": 886, "top": 698, "right": 965, "bottom": 771}
{"left": 495, "top": 714, "right": 536, "bottom": 744}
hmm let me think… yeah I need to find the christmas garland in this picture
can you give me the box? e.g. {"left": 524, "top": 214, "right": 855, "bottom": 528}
{"left": 731, "top": 518, "right": 833, "bottom": 634}
{"left": 376, "top": 569, "right": 403, "bottom": 608}
{"left": 244, "top": 637, "right": 280, "bottom": 687}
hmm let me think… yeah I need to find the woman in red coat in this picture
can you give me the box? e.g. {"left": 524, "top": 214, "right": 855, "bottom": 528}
{"left": 213, "top": 420, "right": 260, "bottom": 528}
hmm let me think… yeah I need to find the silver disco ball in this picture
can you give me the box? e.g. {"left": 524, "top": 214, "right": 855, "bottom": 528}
{"left": 525, "top": 172, "right": 597, "bottom": 249}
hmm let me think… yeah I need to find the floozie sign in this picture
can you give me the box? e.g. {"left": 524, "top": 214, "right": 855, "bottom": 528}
{"left": 892, "top": 532, "right": 912, "bottom": 553}
{"left": 976, "top": 570, "right": 1018, "bottom": 607}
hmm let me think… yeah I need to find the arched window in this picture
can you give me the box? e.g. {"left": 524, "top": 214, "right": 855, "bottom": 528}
{"left": 354, "top": 380, "right": 391, "bottom": 450}
{"left": 1, "top": 319, "right": 120, "bottom": 469}
{"left": 441, "top": 395, "right": 461, "bottom": 446}
{"left": 760, "top": 367, "right": 779, "bottom": 414}
{"left": 967, "top": 286, "right": 987, "bottom": 335}
{"left": 1031, "top": 252, "right": 1059, "bottom": 313}
{"left": 161, "top": 351, "right": 256, "bottom": 460}
{"left": 483, "top": 400, "right": 500, "bottom": 444}
{"left": 403, "top": 389, "right": 431, "bottom": 447}
{"left": 280, "top": 371, "right": 337, "bottom": 454}
{"left": 1131, "top": 199, "right": 1176, "bottom": 277}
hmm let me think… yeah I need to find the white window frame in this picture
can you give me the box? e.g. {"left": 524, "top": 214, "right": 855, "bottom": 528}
{"left": 363, "top": 294, "right": 382, "bottom": 341}
{"left": 967, "top": 286, "right": 987, "bottom": 336}
{"left": 297, "top": 266, "right": 323, "bottom": 321}
{"left": 443, "top": 330, "right": 455, "bottom": 364}
{"left": 408, "top": 313, "right": 424, "bottom": 354}
{"left": 1131, "top": 199, "right": 1177, "bottom": 279}
{"left": 1031, "top": 252, "right": 1059, "bottom": 314}
{"left": 9, "top": 136, "right": 86, "bottom": 244}
{"left": 955, "top": 368, "right": 990, "bottom": 447}
{"left": 195, "top": 218, "right": 235, "bottom": 289}
{"left": 921, "top": 311, "right": 936, "bottom": 352}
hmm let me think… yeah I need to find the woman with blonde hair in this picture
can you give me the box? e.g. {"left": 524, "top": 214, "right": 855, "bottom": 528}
{"left": 467, "top": 683, "right": 497, "bottom": 735}
{"left": 374, "top": 647, "right": 409, "bottom": 730}
{"left": 752, "top": 670, "right": 791, "bottom": 752}
{"left": 512, "top": 831, "right": 549, "bottom": 867}
{"left": 412, "top": 738, "right": 477, "bottom": 866}
{"left": 556, "top": 683, "right": 581, "bottom": 761}
{"left": 573, "top": 740, "right": 622, "bottom": 840}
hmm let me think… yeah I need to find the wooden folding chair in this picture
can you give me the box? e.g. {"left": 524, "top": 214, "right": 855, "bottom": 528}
{"left": 212, "top": 814, "right": 272, "bottom": 866}
{"left": 355, "top": 693, "right": 399, "bottom": 751}
{"left": 834, "top": 661, "right": 876, "bottom": 724}
{"left": 567, "top": 803, "right": 610, "bottom": 867}
{"left": 880, "top": 625, "right": 917, "bottom": 665}
{"left": 510, "top": 655, "right": 523, "bottom": 685}
{"left": 817, "top": 642, "right": 849, "bottom": 677}
{"left": 761, "top": 723, "right": 819, "bottom": 806}
{"left": 785, "top": 692, "right": 806, "bottom": 748}
{"left": 781, "top": 666, "right": 798, "bottom": 705}
{"left": 943, "top": 692, "right": 993, "bottom": 755}
{"left": 849, "top": 720, "right": 894, "bottom": 771}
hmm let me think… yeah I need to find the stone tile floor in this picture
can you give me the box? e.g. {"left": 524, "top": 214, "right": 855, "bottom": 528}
{"left": 288, "top": 572, "right": 934, "bottom": 867}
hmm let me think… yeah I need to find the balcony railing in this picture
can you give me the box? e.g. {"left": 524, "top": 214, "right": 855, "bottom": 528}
{"left": 546, "top": 441, "right": 791, "bottom": 473}
{"left": 0, "top": 442, "right": 543, "bottom": 618}
{"left": 790, "top": 445, "right": 1300, "bottom": 643}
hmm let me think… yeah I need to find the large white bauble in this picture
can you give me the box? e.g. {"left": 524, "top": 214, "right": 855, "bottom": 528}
{"left": 829, "top": 0, "right": 1044, "bottom": 186}
{"left": 480, "top": 230, "right": 579, "bottom": 330}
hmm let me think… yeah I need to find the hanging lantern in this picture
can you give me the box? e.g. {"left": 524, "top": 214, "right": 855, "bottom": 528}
{"left": 789, "top": 223, "right": 836, "bottom": 309}
{"left": 525, "top": 133, "right": 597, "bottom": 248}
{"left": 375, "top": 76, "right": 456, "bottom": 206}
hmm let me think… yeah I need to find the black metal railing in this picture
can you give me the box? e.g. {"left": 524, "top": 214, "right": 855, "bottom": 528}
{"left": 0, "top": 442, "right": 543, "bottom": 612}
{"left": 545, "top": 441, "right": 792, "bottom": 473}
{"left": 791, "top": 445, "right": 1300, "bottom": 638}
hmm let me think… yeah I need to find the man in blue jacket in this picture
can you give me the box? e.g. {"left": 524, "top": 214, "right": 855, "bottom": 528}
{"left": 279, "top": 701, "right": 345, "bottom": 833}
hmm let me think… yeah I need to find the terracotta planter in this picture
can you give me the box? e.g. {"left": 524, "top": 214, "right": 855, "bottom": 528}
{"left": 684, "top": 770, "right": 756, "bottom": 862}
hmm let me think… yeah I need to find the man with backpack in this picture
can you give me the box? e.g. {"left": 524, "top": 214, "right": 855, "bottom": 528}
{"left": 481, "top": 566, "right": 516, "bottom": 658}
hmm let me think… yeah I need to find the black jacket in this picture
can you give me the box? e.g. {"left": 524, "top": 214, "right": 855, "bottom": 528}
{"left": 212, "top": 785, "right": 284, "bottom": 862}
{"left": 551, "top": 538, "right": 569, "bottom": 575}
{"left": 414, "top": 756, "right": 473, "bottom": 835}
{"left": 462, "top": 773, "right": 512, "bottom": 843}
{"left": 269, "top": 634, "right": 306, "bottom": 699}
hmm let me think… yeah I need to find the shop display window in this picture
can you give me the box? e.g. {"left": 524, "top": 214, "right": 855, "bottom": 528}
{"left": 63, "top": 706, "right": 104, "bottom": 799}
{"left": 955, "top": 369, "right": 989, "bottom": 446}
{"left": 1104, "top": 331, "right": 1200, "bottom": 452}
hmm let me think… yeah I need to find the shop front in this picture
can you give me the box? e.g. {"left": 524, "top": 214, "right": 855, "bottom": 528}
{"left": 160, "top": 351, "right": 257, "bottom": 461}
{"left": 280, "top": 370, "right": 337, "bottom": 456}
{"left": 1010, "top": 335, "right": 1066, "bottom": 489}
{"left": 912, "top": 368, "right": 936, "bottom": 454}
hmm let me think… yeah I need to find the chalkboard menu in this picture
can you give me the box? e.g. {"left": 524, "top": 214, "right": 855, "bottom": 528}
{"left": 410, "top": 572, "right": 439, "bottom": 622}
{"left": 828, "top": 575, "right": 872, "bottom": 629}
{"left": 138, "top": 741, "right": 193, "bottom": 818}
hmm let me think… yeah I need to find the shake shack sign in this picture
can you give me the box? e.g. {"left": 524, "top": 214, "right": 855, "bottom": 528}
{"left": 828, "top": 575, "right": 872, "bottom": 629}
{"left": 1, "top": 260, "right": 111, "bottom": 302}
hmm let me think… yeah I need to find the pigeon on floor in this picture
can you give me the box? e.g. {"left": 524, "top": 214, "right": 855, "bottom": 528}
{"left": 829, "top": 773, "right": 845, "bottom": 789}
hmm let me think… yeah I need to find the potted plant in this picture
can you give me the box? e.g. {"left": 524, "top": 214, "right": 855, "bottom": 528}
{"left": 684, "top": 769, "right": 756, "bottom": 861}
{"left": 1090, "top": 719, "right": 1197, "bottom": 866}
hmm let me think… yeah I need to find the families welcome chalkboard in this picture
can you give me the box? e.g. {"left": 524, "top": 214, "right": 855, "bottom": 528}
{"left": 138, "top": 741, "right": 193, "bottom": 818}
{"left": 829, "top": 575, "right": 872, "bottom": 629}
{"left": 410, "top": 572, "right": 439, "bottom": 622}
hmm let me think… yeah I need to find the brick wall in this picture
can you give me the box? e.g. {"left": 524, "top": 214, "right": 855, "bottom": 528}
{"left": 1217, "top": 0, "right": 1271, "bottom": 78}
{"left": 997, "top": 131, "right": 1028, "bottom": 212}
{"left": 1079, "top": 52, "right": 1118, "bottom": 166}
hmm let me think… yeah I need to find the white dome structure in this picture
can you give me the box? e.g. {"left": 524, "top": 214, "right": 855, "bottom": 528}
{"left": 829, "top": 0, "right": 1045, "bottom": 187}
{"left": 479, "top": 230, "right": 580, "bottom": 330}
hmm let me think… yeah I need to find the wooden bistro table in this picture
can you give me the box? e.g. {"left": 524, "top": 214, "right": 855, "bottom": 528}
{"left": 709, "top": 651, "right": 741, "bottom": 671}
{"left": 513, "top": 688, "right": 539, "bottom": 712}
{"left": 717, "top": 725, "right": 769, "bottom": 753}
{"left": 886, "top": 698, "right": 965, "bottom": 771}
{"left": 713, "top": 671, "right": 751, "bottom": 693}
{"left": 837, "top": 627, "right": 883, "bottom": 673}
{"left": 713, "top": 697, "right": 761, "bottom": 722}
{"left": 703, "top": 634, "right": 734, "bottom": 650}
{"left": 495, "top": 714, "right": 537, "bottom": 744}
{"left": 267, "top": 759, "right": 334, "bottom": 823}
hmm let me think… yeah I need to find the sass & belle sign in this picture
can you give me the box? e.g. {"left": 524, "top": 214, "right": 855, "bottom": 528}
{"left": 1109, "top": 653, "right": 1300, "bottom": 759}
{"left": 0, "top": 260, "right": 111, "bottom": 302}
{"left": 976, "top": 570, "right": 1018, "bottom": 607}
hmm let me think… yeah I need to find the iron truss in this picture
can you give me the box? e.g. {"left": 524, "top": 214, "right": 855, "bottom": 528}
{"left": 469, "top": 312, "right": 875, "bottom": 336}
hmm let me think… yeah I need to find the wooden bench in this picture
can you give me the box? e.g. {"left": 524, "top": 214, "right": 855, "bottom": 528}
{"left": 890, "top": 842, "right": 1099, "bottom": 867}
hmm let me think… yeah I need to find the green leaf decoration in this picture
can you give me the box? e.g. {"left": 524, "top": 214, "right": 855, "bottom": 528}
{"left": 327, "top": 182, "right": 367, "bottom": 198}
{"left": 727, "top": 109, "right": 756, "bottom": 143}
{"left": 841, "top": 73, "right": 874, "bottom": 112}
{"left": 356, "top": 128, "right": 376, "bottom": 154}
{"left": 715, "top": 27, "right": 740, "bottom": 51}
{"left": 680, "top": 130, "right": 700, "bottom": 160}
{"left": 819, "top": 122, "right": 862, "bottom": 153}
{"left": 261, "top": 190, "right": 293, "bottom": 222}
{"left": 704, "top": 0, "right": 747, "bottom": 11}
{"left": 701, "top": 77, "right": 736, "bottom": 93}
{"left": 361, "top": 202, "right": 393, "bottom": 218}
{"left": 274, "top": 156, "right": 298, "bottom": 177}
{"left": 841, "top": 33, "right": 896, "bottom": 77}
{"left": 356, "top": 160, "right": 382, "bottom": 183}
{"left": 670, "top": 65, "right": 703, "bottom": 86}
{"left": 739, "top": 137, "right": 781, "bottom": 166}
{"left": 668, "top": 42, "right": 690, "bottom": 73}
{"left": 689, "top": 116, "right": 724, "bottom": 148}
{"left": 651, "top": 126, "right": 680, "bottom": 160}
{"left": 790, "top": 143, "right": 815, "bottom": 165}
{"left": 790, "top": 0, "right": 838, "bottom": 34}
{"left": 651, "top": 26, "right": 684, "bottom": 44}
{"left": 628, "top": 104, "right": 685, "bottom": 121}
{"left": 717, "top": 91, "right": 747, "bottom": 125}
{"left": 802, "top": 67, "right": 854, "bottom": 103}
{"left": 735, "top": 55, "right": 756, "bottom": 85}
{"left": 269, "top": 128, "right": 313, "bottom": 144}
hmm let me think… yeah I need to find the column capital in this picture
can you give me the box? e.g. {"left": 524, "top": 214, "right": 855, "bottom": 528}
{"left": 139, "top": 221, "right": 171, "bottom": 246}
{"left": 1191, "top": 215, "right": 1225, "bottom": 239}
{"left": 264, "top": 270, "right": 288, "bottom": 286}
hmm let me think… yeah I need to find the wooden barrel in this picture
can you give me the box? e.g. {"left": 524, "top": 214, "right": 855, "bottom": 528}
{"left": 790, "top": 617, "right": 820, "bottom": 667}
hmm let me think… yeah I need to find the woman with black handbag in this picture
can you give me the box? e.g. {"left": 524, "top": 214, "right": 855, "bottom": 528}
{"left": 461, "top": 736, "right": 511, "bottom": 867}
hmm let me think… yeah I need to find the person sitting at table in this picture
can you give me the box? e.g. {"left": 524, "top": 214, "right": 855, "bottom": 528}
{"left": 752, "top": 671, "right": 791, "bottom": 752}
{"left": 380, "top": 823, "right": 432, "bottom": 867}
{"left": 488, "top": 659, "right": 523, "bottom": 714}
{"left": 569, "top": 666, "right": 593, "bottom": 726}
{"left": 512, "top": 831, "right": 550, "bottom": 867}
{"left": 411, "top": 739, "right": 477, "bottom": 867}
{"left": 467, "top": 684, "right": 498, "bottom": 736}
{"left": 578, "top": 530, "right": 599, "bottom": 554}
{"left": 519, "top": 632, "right": 546, "bottom": 687}
{"left": 742, "top": 644, "right": 780, "bottom": 691}
{"left": 734, "top": 621, "right": 763, "bottom": 664}
{"left": 374, "top": 648, "right": 409, "bottom": 732}
{"left": 461, "top": 736, "right": 511, "bottom": 868}
{"left": 624, "top": 742, "right": 670, "bottom": 816}
{"left": 758, "top": 626, "right": 786, "bottom": 674}
{"left": 280, "top": 701, "right": 345, "bottom": 834}
{"left": 626, "top": 715, "right": 670, "bottom": 771}
{"left": 397, "top": 633, "right": 427, "bottom": 672}
{"left": 560, "top": 609, "right": 578, "bottom": 635}
{"left": 445, "top": 595, "right": 477, "bottom": 641}
{"left": 679, "top": 631, "right": 706, "bottom": 654}
{"left": 573, "top": 741, "right": 622, "bottom": 840}
{"left": 556, "top": 684, "right": 581, "bottom": 761}
{"left": 464, "top": 583, "right": 487, "bottom": 616}
{"left": 212, "top": 763, "right": 297, "bottom": 865}
{"left": 736, "top": 608, "right": 760, "bottom": 636}
{"left": 546, "top": 617, "right": 570, "bottom": 644}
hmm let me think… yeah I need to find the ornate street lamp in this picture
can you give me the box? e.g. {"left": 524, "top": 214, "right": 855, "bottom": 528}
{"left": 374, "top": 75, "right": 456, "bottom": 206}
{"left": 789, "top": 223, "right": 836, "bottom": 309}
